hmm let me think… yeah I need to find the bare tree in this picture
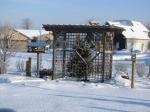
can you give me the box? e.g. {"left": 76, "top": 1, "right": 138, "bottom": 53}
{"left": 0, "top": 24, "right": 16, "bottom": 74}
{"left": 21, "top": 18, "right": 32, "bottom": 29}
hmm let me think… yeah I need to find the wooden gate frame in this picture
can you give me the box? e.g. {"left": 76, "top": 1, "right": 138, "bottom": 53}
{"left": 43, "top": 25, "right": 123, "bottom": 82}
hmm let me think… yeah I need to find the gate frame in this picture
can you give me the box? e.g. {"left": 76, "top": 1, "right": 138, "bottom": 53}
{"left": 43, "top": 25, "right": 123, "bottom": 82}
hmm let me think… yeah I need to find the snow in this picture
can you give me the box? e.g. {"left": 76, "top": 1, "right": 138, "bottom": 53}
{"left": 0, "top": 74, "right": 44, "bottom": 83}
{"left": 15, "top": 29, "right": 50, "bottom": 39}
{"left": 6, "top": 51, "right": 150, "bottom": 74}
{"left": 107, "top": 20, "right": 150, "bottom": 39}
{"left": 7, "top": 52, "right": 52, "bottom": 74}
{"left": 113, "top": 52, "right": 150, "bottom": 60}
{"left": 0, "top": 74, "right": 150, "bottom": 112}
{"left": 122, "top": 29, "right": 149, "bottom": 39}
{"left": 145, "top": 58, "right": 150, "bottom": 65}
{"left": 132, "top": 21, "right": 149, "bottom": 32}
{"left": 114, "top": 72, "right": 131, "bottom": 87}
{"left": 0, "top": 51, "right": 150, "bottom": 112}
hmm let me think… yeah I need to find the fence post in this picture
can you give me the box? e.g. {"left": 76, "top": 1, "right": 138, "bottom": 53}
{"left": 26, "top": 60, "right": 29, "bottom": 76}
{"left": 62, "top": 33, "right": 66, "bottom": 78}
{"left": 37, "top": 53, "right": 40, "bottom": 78}
{"left": 26, "top": 57, "right": 31, "bottom": 77}
{"left": 85, "top": 64, "right": 89, "bottom": 81}
{"left": 131, "top": 53, "right": 136, "bottom": 88}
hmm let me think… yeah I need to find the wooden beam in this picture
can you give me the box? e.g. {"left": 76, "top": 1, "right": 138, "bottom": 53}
{"left": 62, "top": 33, "right": 66, "bottom": 78}
{"left": 102, "top": 32, "right": 106, "bottom": 83}
{"left": 51, "top": 32, "right": 57, "bottom": 80}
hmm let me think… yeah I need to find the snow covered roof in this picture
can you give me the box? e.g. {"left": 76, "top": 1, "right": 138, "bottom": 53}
{"left": 15, "top": 29, "right": 50, "bottom": 39}
{"left": 106, "top": 20, "right": 150, "bottom": 40}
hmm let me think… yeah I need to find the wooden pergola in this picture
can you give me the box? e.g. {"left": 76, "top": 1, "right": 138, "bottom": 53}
{"left": 43, "top": 24, "right": 123, "bottom": 82}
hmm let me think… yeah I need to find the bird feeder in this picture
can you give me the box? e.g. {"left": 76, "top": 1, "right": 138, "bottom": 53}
{"left": 27, "top": 42, "right": 49, "bottom": 77}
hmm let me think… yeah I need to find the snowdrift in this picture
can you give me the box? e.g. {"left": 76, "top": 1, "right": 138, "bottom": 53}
{"left": 114, "top": 71, "right": 131, "bottom": 87}
{"left": 0, "top": 74, "right": 44, "bottom": 83}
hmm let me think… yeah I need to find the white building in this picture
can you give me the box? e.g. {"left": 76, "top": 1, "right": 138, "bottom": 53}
{"left": 106, "top": 20, "right": 150, "bottom": 52}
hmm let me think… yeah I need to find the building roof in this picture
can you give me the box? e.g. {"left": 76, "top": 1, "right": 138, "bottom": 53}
{"left": 106, "top": 20, "right": 150, "bottom": 40}
{"left": 15, "top": 29, "right": 50, "bottom": 39}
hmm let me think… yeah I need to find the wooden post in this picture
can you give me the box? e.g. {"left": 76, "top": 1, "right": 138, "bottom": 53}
{"left": 85, "top": 64, "right": 88, "bottom": 81}
{"left": 37, "top": 53, "right": 40, "bottom": 78}
{"left": 28, "top": 57, "right": 31, "bottom": 76}
{"left": 131, "top": 53, "right": 136, "bottom": 88}
{"left": 102, "top": 32, "right": 106, "bottom": 83}
{"left": 62, "top": 33, "right": 66, "bottom": 78}
{"left": 52, "top": 32, "right": 56, "bottom": 80}
{"left": 26, "top": 57, "right": 31, "bottom": 77}
{"left": 26, "top": 61, "right": 29, "bottom": 76}
{"left": 109, "top": 33, "right": 114, "bottom": 79}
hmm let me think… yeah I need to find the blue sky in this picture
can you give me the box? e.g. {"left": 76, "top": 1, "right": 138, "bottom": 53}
{"left": 0, "top": 0, "right": 150, "bottom": 29}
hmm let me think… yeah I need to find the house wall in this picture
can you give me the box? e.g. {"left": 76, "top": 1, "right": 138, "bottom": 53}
{"left": 126, "top": 39, "right": 150, "bottom": 52}
{"left": 12, "top": 31, "right": 31, "bottom": 51}
{"left": 11, "top": 40, "right": 29, "bottom": 51}
{"left": 0, "top": 31, "right": 31, "bottom": 51}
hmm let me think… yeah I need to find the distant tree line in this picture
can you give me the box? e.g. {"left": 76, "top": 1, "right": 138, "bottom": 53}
{"left": 21, "top": 18, "right": 33, "bottom": 29}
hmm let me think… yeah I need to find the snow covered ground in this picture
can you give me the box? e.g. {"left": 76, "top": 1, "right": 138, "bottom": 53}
{"left": 0, "top": 51, "right": 150, "bottom": 112}
{"left": 6, "top": 51, "right": 150, "bottom": 74}
{"left": 113, "top": 51, "right": 150, "bottom": 61}
{"left": 0, "top": 74, "right": 150, "bottom": 112}
{"left": 7, "top": 52, "right": 52, "bottom": 74}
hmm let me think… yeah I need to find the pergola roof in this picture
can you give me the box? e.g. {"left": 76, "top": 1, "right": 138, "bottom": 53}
{"left": 43, "top": 24, "right": 124, "bottom": 33}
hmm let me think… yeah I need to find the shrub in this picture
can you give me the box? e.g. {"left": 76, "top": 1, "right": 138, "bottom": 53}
{"left": 39, "top": 69, "right": 52, "bottom": 78}
{"left": 16, "top": 60, "right": 25, "bottom": 72}
{"left": 68, "top": 38, "right": 93, "bottom": 80}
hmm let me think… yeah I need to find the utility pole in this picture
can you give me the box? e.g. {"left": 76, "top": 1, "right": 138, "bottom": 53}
{"left": 131, "top": 53, "right": 136, "bottom": 88}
